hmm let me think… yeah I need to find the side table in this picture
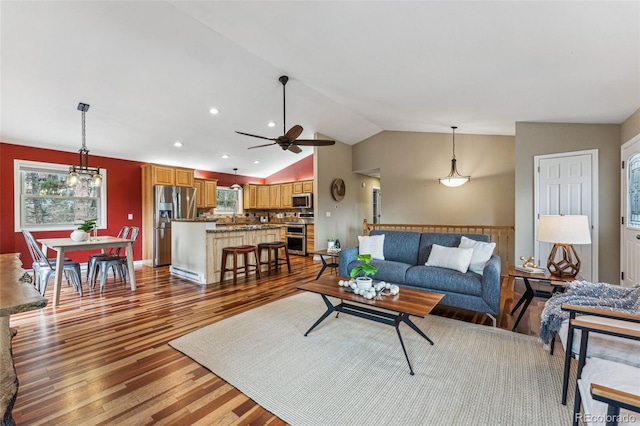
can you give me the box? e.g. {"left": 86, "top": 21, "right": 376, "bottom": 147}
{"left": 310, "top": 249, "right": 340, "bottom": 280}
{"left": 508, "top": 265, "right": 581, "bottom": 331}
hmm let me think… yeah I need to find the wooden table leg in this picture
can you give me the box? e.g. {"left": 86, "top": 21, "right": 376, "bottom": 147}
{"left": 0, "top": 316, "right": 17, "bottom": 426}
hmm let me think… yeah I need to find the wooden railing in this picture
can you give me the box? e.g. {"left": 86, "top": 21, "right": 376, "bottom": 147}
{"left": 362, "top": 220, "right": 515, "bottom": 276}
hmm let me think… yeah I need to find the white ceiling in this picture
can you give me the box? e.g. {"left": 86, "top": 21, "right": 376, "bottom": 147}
{"left": 1, "top": 1, "right": 638, "bottom": 178}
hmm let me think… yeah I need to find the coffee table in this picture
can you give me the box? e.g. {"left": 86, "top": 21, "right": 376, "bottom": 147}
{"left": 297, "top": 275, "right": 444, "bottom": 375}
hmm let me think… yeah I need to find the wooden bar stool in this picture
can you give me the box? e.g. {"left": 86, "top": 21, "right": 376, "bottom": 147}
{"left": 257, "top": 242, "right": 291, "bottom": 275}
{"left": 220, "top": 245, "right": 261, "bottom": 285}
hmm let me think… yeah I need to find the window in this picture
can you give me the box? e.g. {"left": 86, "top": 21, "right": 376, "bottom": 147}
{"left": 215, "top": 187, "right": 242, "bottom": 215}
{"left": 629, "top": 153, "right": 640, "bottom": 228}
{"left": 14, "top": 160, "right": 107, "bottom": 231}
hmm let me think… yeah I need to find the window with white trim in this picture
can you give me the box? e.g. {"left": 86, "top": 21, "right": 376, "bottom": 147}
{"left": 14, "top": 159, "right": 107, "bottom": 231}
{"left": 214, "top": 187, "right": 243, "bottom": 215}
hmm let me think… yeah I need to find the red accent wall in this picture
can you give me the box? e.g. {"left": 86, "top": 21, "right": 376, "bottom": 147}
{"left": 1, "top": 142, "right": 145, "bottom": 262}
{"left": 264, "top": 155, "right": 314, "bottom": 183}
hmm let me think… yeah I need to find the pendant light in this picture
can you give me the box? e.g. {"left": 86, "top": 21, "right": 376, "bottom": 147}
{"left": 438, "top": 126, "right": 470, "bottom": 187}
{"left": 230, "top": 168, "right": 242, "bottom": 190}
{"left": 67, "top": 103, "right": 102, "bottom": 187}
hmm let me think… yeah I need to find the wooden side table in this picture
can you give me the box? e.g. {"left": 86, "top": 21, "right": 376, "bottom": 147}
{"left": 508, "top": 265, "right": 582, "bottom": 331}
{"left": 309, "top": 249, "right": 340, "bottom": 280}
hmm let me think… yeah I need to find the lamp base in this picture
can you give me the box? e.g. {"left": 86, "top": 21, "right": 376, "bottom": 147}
{"left": 547, "top": 243, "right": 581, "bottom": 278}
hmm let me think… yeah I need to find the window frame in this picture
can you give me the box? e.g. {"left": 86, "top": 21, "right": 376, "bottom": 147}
{"left": 14, "top": 159, "right": 108, "bottom": 232}
{"left": 214, "top": 186, "right": 243, "bottom": 215}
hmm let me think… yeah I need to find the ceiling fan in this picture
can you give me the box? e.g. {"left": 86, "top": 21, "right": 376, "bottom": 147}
{"left": 236, "top": 75, "right": 335, "bottom": 154}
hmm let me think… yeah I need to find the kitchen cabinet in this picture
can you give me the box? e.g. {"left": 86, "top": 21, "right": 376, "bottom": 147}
{"left": 306, "top": 223, "right": 315, "bottom": 254}
{"left": 292, "top": 180, "right": 313, "bottom": 194}
{"left": 269, "top": 185, "right": 281, "bottom": 209}
{"left": 195, "top": 179, "right": 218, "bottom": 208}
{"left": 243, "top": 184, "right": 258, "bottom": 209}
{"left": 257, "top": 186, "right": 270, "bottom": 209}
{"left": 280, "top": 183, "right": 293, "bottom": 208}
{"left": 142, "top": 164, "right": 195, "bottom": 187}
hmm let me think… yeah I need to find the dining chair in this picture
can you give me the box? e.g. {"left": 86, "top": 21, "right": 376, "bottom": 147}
{"left": 21, "top": 229, "right": 83, "bottom": 296}
{"left": 92, "top": 226, "right": 139, "bottom": 293}
{"left": 86, "top": 226, "right": 130, "bottom": 284}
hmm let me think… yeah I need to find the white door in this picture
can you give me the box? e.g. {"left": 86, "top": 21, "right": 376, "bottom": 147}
{"left": 621, "top": 135, "right": 640, "bottom": 287}
{"left": 535, "top": 150, "right": 598, "bottom": 282}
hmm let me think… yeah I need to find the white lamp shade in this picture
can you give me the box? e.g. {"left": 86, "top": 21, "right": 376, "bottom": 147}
{"left": 537, "top": 215, "right": 591, "bottom": 245}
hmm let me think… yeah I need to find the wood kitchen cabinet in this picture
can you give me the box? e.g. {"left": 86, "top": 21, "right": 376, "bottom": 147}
{"left": 257, "top": 185, "right": 270, "bottom": 209}
{"left": 142, "top": 164, "right": 195, "bottom": 187}
{"left": 243, "top": 184, "right": 258, "bottom": 209}
{"left": 292, "top": 180, "right": 313, "bottom": 194}
{"left": 306, "top": 223, "right": 315, "bottom": 254}
{"left": 269, "top": 185, "right": 281, "bottom": 209}
{"left": 195, "top": 179, "right": 218, "bottom": 208}
{"left": 280, "top": 183, "right": 293, "bottom": 208}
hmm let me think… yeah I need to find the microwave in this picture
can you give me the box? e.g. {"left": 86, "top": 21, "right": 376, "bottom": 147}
{"left": 292, "top": 193, "right": 313, "bottom": 208}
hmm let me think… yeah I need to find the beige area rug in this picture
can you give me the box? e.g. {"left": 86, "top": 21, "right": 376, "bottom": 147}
{"left": 169, "top": 292, "right": 574, "bottom": 426}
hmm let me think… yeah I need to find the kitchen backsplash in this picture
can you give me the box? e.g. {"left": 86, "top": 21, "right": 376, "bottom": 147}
{"left": 196, "top": 208, "right": 312, "bottom": 224}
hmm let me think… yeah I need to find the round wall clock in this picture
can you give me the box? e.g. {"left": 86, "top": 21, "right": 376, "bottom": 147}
{"left": 331, "top": 178, "right": 346, "bottom": 201}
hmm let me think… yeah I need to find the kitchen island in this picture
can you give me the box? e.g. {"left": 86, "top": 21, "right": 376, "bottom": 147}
{"left": 170, "top": 221, "right": 283, "bottom": 284}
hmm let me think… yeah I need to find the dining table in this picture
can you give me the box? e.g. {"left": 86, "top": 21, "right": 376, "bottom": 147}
{"left": 37, "top": 236, "right": 136, "bottom": 306}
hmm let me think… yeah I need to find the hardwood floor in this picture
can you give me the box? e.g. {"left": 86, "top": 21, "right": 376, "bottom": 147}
{"left": 10, "top": 256, "right": 544, "bottom": 425}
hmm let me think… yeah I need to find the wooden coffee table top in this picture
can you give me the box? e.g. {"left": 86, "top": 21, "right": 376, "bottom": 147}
{"left": 298, "top": 275, "right": 444, "bottom": 318}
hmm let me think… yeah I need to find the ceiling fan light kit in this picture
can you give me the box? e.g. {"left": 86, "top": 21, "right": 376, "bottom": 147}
{"left": 438, "top": 126, "right": 470, "bottom": 188}
{"left": 236, "top": 75, "right": 335, "bottom": 154}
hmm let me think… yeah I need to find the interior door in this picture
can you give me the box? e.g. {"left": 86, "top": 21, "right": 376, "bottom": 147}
{"left": 621, "top": 135, "right": 640, "bottom": 287}
{"left": 535, "top": 150, "right": 597, "bottom": 281}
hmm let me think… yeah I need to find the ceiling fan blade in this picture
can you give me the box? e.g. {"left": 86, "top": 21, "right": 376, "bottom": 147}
{"left": 285, "top": 125, "right": 303, "bottom": 143}
{"left": 248, "top": 142, "right": 277, "bottom": 149}
{"left": 294, "top": 139, "right": 336, "bottom": 146}
{"left": 235, "top": 131, "right": 277, "bottom": 141}
{"left": 288, "top": 144, "right": 303, "bottom": 154}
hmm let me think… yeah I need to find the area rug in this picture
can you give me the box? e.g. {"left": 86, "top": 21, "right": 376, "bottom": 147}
{"left": 169, "top": 292, "right": 574, "bottom": 425}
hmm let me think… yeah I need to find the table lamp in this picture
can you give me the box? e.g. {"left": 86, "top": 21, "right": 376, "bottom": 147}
{"left": 537, "top": 215, "right": 591, "bottom": 277}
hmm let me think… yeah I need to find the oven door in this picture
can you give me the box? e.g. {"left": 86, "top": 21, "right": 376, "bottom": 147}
{"left": 286, "top": 234, "right": 306, "bottom": 255}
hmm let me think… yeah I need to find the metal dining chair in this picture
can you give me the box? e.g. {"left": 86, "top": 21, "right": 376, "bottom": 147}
{"left": 92, "top": 226, "right": 139, "bottom": 293}
{"left": 21, "top": 229, "right": 83, "bottom": 296}
{"left": 86, "top": 226, "right": 130, "bottom": 284}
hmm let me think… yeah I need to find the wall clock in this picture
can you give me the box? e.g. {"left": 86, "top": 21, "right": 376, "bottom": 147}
{"left": 331, "top": 178, "right": 346, "bottom": 201}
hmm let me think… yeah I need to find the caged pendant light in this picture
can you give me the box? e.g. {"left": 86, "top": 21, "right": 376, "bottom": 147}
{"left": 67, "top": 103, "right": 102, "bottom": 187}
{"left": 438, "top": 126, "right": 470, "bottom": 188}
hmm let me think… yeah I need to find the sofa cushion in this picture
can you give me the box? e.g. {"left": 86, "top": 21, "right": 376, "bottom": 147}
{"left": 405, "top": 265, "right": 483, "bottom": 296}
{"left": 458, "top": 236, "right": 496, "bottom": 275}
{"left": 347, "top": 259, "right": 411, "bottom": 283}
{"left": 425, "top": 244, "right": 473, "bottom": 273}
{"left": 370, "top": 230, "right": 420, "bottom": 265}
{"left": 358, "top": 234, "right": 385, "bottom": 260}
{"left": 418, "top": 233, "right": 490, "bottom": 265}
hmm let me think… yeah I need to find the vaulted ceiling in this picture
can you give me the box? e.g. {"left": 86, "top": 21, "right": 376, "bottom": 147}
{"left": 1, "top": 1, "right": 638, "bottom": 178}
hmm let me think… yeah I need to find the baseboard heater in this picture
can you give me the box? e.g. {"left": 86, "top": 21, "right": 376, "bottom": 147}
{"left": 169, "top": 265, "right": 206, "bottom": 284}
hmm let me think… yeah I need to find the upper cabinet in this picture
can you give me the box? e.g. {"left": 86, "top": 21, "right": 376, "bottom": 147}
{"left": 280, "top": 183, "right": 293, "bottom": 208}
{"left": 269, "top": 185, "right": 281, "bottom": 209}
{"left": 195, "top": 178, "right": 218, "bottom": 208}
{"left": 241, "top": 179, "right": 313, "bottom": 210}
{"left": 292, "top": 180, "right": 313, "bottom": 194}
{"left": 142, "top": 164, "right": 195, "bottom": 187}
{"left": 256, "top": 185, "right": 270, "bottom": 209}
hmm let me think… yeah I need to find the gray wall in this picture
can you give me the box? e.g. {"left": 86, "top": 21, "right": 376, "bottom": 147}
{"left": 352, "top": 130, "right": 515, "bottom": 225}
{"left": 514, "top": 122, "right": 621, "bottom": 283}
{"left": 622, "top": 107, "right": 640, "bottom": 144}
{"left": 314, "top": 136, "right": 380, "bottom": 249}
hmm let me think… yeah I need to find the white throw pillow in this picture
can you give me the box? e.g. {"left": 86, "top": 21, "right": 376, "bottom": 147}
{"left": 358, "top": 234, "right": 385, "bottom": 260}
{"left": 425, "top": 244, "right": 473, "bottom": 273}
{"left": 458, "top": 236, "right": 496, "bottom": 275}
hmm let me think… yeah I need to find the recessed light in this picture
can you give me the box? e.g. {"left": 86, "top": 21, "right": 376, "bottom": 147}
{"left": 253, "top": 160, "right": 260, "bottom": 164}
{"left": 209, "top": 108, "right": 219, "bottom": 115}
{"left": 174, "top": 141, "right": 183, "bottom": 147}
{"left": 221, "top": 154, "right": 229, "bottom": 159}
{"left": 267, "top": 121, "right": 276, "bottom": 127}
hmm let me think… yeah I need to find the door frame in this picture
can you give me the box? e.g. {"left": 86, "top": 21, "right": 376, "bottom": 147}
{"left": 620, "top": 133, "right": 640, "bottom": 285}
{"left": 533, "top": 149, "right": 599, "bottom": 282}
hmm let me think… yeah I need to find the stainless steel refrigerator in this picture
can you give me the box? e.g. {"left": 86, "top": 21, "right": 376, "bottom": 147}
{"left": 153, "top": 185, "right": 197, "bottom": 266}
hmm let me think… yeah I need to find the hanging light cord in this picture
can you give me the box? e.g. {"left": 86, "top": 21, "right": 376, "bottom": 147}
{"left": 451, "top": 126, "right": 457, "bottom": 160}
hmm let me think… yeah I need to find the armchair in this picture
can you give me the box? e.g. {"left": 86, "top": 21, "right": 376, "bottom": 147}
{"left": 571, "top": 317, "right": 640, "bottom": 426}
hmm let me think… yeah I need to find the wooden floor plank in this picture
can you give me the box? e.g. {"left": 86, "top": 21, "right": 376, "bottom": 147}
{"left": 10, "top": 256, "right": 543, "bottom": 425}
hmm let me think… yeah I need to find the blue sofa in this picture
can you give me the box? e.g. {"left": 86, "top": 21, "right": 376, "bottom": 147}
{"left": 338, "top": 230, "right": 501, "bottom": 323}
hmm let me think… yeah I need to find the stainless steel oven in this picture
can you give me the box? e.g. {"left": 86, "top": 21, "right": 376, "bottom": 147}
{"left": 285, "top": 222, "right": 307, "bottom": 255}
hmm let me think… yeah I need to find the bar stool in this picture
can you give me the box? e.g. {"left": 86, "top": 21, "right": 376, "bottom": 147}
{"left": 220, "top": 245, "right": 261, "bottom": 285}
{"left": 257, "top": 242, "right": 291, "bottom": 275}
